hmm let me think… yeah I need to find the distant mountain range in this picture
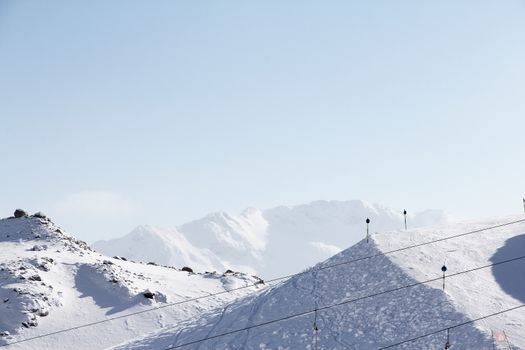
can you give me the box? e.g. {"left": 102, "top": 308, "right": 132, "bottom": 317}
{"left": 92, "top": 200, "right": 449, "bottom": 278}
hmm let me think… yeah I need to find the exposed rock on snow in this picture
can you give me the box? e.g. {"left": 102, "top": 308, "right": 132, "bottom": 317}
{"left": 0, "top": 213, "right": 266, "bottom": 349}
{"left": 13, "top": 209, "right": 28, "bottom": 218}
{"left": 142, "top": 290, "right": 155, "bottom": 299}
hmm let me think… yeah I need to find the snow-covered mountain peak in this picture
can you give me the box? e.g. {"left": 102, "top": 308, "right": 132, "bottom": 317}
{"left": 0, "top": 212, "right": 266, "bottom": 349}
{"left": 0, "top": 213, "right": 91, "bottom": 252}
{"left": 116, "top": 215, "right": 525, "bottom": 350}
{"left": 94, "top": 200, "right": 449, "bottom": 279}
{"left": 93, "top": 224, "right": 229, "bottom": 273}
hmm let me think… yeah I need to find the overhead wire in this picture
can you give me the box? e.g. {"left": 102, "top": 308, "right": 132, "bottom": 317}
{"left": 162, "top": 254, "right": 525, "bottom": 349}
{"left": 377, "top": 304, "right": 525, "bottom": 349}
{"left": 2, "top": 217, "right": 524, "bottom": 347}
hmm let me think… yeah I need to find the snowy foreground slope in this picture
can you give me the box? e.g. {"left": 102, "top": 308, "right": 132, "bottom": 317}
{"left": 93, "top": 200, "right": 448, "bottom": 279}
{"left": 114, "top": 215, "right": 525, "bottom": 350}
{"left": 0, "top": 214, "right": 265, "bottom": 350}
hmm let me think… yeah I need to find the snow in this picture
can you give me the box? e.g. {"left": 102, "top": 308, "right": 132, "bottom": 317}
{"left": 93, "top": 200, "right": 449, "bottom": 279}
{"left": 0, "top": 215, "right": 265, "bottom": 349}
{"left": 3, "top": 208, "right": 523, "bottom": 350}
{"left": 92, "top": 225, "right": 227, "bottom": 273}
{"left": 308, "top": 241, "right": 342, "bottom": 256}
{"left": 113, "top": 215, "right": 525, "bottom": 349}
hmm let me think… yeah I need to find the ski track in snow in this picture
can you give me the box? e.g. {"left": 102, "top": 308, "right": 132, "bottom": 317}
{"left": 116, "top": 215, "right": 525, "bottom": 350}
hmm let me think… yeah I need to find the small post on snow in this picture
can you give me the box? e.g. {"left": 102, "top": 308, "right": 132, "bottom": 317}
{"left": 313, "top": 308, "right": 319, "bottom": 350}
{"left": 444, "top": 328, "right": 451, "bottom": 349}
{"left": 312, "top": 273, "right": 319, "bottom": 350}
{"left": 366, "top": 218, "right": 370, "bottom": 243}
{"left": 523, "top": 198, "right": 525, "bottom": 213}
{"left": 403, "top": 209, "right": 407, "bottom": 230}
{"left": 441, "top": 264, "right": 447, "bottom": 291}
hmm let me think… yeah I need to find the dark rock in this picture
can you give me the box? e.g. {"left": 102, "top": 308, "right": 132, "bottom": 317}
{"left": 224, "top": 269, "right": 234, "bottom": 274}
{"left": 14, "top": 209, "right": 28, "bottom": 218}
{"left": 181, "top": 266, "right": 193, "bottom": 273}
{"left": 21, "top": 319, "right": 37, "bottom": 328}
{"left": 29, "top": 275, "right": 42, "bottom": 282}
{"left": 147, "top": 262, "right": 158, "bottom": 266}
{"left": 253, "top": 276, "right": 265, "bottom": 285}
{"left": 38, "top": 309, "right": 49, "bottom": 317}
{"left": 143, "top": 291, "right": 155, "bottom": 299}
{"left": 112, "top": 256, "right": 127, "bottom": 261}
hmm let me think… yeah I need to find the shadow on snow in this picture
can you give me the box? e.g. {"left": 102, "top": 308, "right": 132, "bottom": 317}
{"left": 490, "top": 233, "right": 525, "bottom": 304}
{"left": 75, "top": 264, "right": 144, "bottom": 315}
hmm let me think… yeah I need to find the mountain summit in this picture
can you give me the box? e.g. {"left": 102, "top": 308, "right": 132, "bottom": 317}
{"left": 93, "top": 200, "right": 449, "bottom": 278}
{"left": 0, "top": 212, "right": 263, "bottom": 349}
{"left": 116, "top": 215, "right": 525, "bottom": 349}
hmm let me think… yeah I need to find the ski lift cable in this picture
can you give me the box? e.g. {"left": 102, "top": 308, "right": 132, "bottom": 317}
{"left": 377, "top": 304, "right": 525, "bottom": 349}
{"left": 161, "top": 254, "right": 525, "bottom": 349}
{"left": 2, "top": 218, "right": 524, "bottom": 348}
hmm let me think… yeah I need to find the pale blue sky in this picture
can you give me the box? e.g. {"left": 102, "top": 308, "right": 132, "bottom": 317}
{"left": 1, "top": 1, "right": 524, "bottom": 242}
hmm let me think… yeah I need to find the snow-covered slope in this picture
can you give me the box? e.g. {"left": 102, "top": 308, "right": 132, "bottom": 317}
{"left": 114, "top": 215, "right": 525, "bottom": 349}
{"left": 0, "top": 213, "right": 265, "bottom": 350}
{"left": 93, "top": 200, "right": 449, "bottom": 279}
{"left": 91, "top": 225, "right": 228, "bottom": 273}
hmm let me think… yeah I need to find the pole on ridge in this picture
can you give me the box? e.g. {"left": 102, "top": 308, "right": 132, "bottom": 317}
{"left": 403, "top": 209, "right": 407, "bottom": 230}
{"left": 441, "top": 264, "right": 447, "bottom": 291}
{"left": 444, "top": 328, "right": 451, "bottom": 349}
{"left": 366, "top": 218, "right": 370, "bottom": 243}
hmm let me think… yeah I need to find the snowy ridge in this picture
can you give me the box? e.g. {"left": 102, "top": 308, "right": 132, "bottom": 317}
{"left": 92, "top": 225, "right": 227, "bottom": 273}
{"left": 114, "top": 215, "right": 525, "bottom": 349}
{"left": 94, "top": 200, "right": 449, "bottom": 279}
{"left": 0, "top": 214, "right": 265, "bottom": 350}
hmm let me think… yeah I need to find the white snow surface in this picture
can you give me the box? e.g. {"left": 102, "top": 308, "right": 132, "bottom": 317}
{"left": 93, "top": 200, "right": 449, "bottom": 279}
{"left": 91, "top": 225, "right": 227, "bottom": 273}
{"left": 0, "top": 215, "right": 265, "bottom": 350}
{"left": 113, "top": 215, "right": 525, "bottom": 350}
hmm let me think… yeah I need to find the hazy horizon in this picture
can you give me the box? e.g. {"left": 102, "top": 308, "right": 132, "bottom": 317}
{"left": 1, "top": 0, "right": 524, "bottom": 242}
